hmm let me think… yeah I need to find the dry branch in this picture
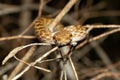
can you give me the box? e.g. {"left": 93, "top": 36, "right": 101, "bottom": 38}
{"left": 49, "top": 0, "right": 78, "bottom": 31}
{"left": 8, "top": 46, "right": 36, "bottom": 80}
{"left": 76, "top": 28, "right": 120, "bottom": 49}
{"left": 12, "top": 46, "right": 58, "bottom": 80}
{"left": 2, "top": 43, "right": 50, "bottom": 65}
{"left": 0, "top": 35, "right": 35, "bottom": 41}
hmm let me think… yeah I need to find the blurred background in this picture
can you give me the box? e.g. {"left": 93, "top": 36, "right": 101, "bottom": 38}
{"left": 0, "top": 0, "right": 120, "bottom": 80}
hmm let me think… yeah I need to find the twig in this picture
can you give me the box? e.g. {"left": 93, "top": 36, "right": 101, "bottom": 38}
{"left": 84, "top": 25, "right": 120, "bottom": 28}
{"left": 0, "top": 62, "right": 17, "bottom": 76}
{"left": 59, "top": 45, "right": 78, "bottom": 80}
{"left": 19, "top": 0, "right": 45, "bottom": 36}
{"left": 12, "top": 46, "right": 58, "bottom": 80}
{"left": 19, "top": 17, "right": 39, "bottom": 35}
{"left": 38, "top": 0, "right": 44, "bottom": 16}
{"left": 90, "top": 28, "right": 120, "bottom": 41}
{"left": 19, "top": 0, "right": 45, "bottom": 35}
{"left": 33, "top": 65, "right": 50, "bottom": 72}
{"left": 38, "top": 58, "right": 60, "bottom": 63}
{"left": 76, "top": 28, "right": 120, "bottom": 49}
{"left": 43, "top": 5, "right": 76, "bottom": 24}
{"left": 0, "top": 35, "right": 36, "bottom": 41}
{"left": 7, "top": 46, "right": 36, "bottom": 80}
{"left": 12, "top": 66, "right": 31, "bottom": 80}
{"left": 91, "top": 72, "right": 120, "bottom": 80}
{"left": 63, "top": 67, "right": 67, "bottom": 80}
{"left": 34, "top": 47, "right": 58, "bottom": 63}
{"left": 81, "top": 61, "right": 120, "bottom": 79}
{"left": 49, "top": 0, "right": 78, "bottom": 31}
{"left": 90, "top": 41, "right": 120, "bottom": 80}
{"left": 2, "top": 43, "right": 50, "bottom": 65}
{"left": 19, "top": 0, "right": 32, "bottom": 31}
{"left": 68, "top": 56, "right": 79, "bottom": 80}
{"left": 0, "top": 4, "right": 23, "bottom": 16}
{"left": 14, "top": 55, "right": 51, "bottom": 72}
{"left": 60, "top": 70, "right": 64, "bottom": 80}
{"left": 90, "top": 41, "right": 116, "bottom": 66}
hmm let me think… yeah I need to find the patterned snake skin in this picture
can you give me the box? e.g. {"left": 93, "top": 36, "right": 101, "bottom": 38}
{"left": 34, "top": 17, "right": 91, "bottom": 46}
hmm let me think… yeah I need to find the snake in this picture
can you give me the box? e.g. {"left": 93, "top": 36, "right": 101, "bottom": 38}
{"left": 34, "top": 17, "right": 92, "bottom": 46}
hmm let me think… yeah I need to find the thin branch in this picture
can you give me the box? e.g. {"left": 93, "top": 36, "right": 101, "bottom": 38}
{"left": 84, "top": 24, "right": 120, "bottom": 28}
{"left": 13, "top": 55, "right": 51, "bottom": 72}
{"left": 0, "top": 35, "right": 36, "bottom": 41}
{"left": 0, "top": 4, "right": 23, "bottom": 16}
{"left": 76, "top": 28, "right": 120, "bottom": 49}
{"left": 19, "top": 17, "right": 39, "bottom": 35}
{"left": 68, "top": 56, "right": 79, "bottom": 80}
{"left": 12, "top": 66, "right": 31, "bottom": 80}
{"left": 19, "top": 0, "right": 32, "bottom": 31}
{"left": 35, "top": 47, "right": 58, "bottom": 63}
{"left": 49, "top": 0, "right": 78, "bottom": 31}
{"left": 91, "top": 72, "right": 120, "bottom": 80}
{"left": 2, "top": 43, "right": 50, "bottom": 65}
{"left": 90, "top": 28, "right": 120, "bottom": 42}
{"left": 81, "top": 61, "right": 120, "bottom": 79}
{"left": 38, "top": 58, "right": 60, "bottom": 63}
{"left": 63, "top": 67, "right": 67, "bottom": 80}
{"left": 43, "top": 5, "right": 76, "bottom": 24}
{"left": 8, "top": 46, "right": 36, "bottom": 80}
{"left": 38, "top": 0, "right": 44, "bottom": 17}
{"left": 12, "top": 46, "right": 58, "bottom": 80}
{"left": 60, "top": 70, "right": 64, "bottom": 80}
{"left": 0, "top": 61, "right": 17, "bottom": 76}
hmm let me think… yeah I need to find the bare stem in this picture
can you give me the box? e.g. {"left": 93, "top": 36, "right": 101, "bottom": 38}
{"left": 84, "top": 24, "right": 120, "bottom": 28}
{"left": 8, "top": 46, "right": 36, "bottom": 80}
{"left": 76, "top": 28, "right": 120, "bottom": 49}
{"left": 11, "top": 47, "right": 58, "bottom": 80}
{"left": 2, "top": 43, "right": 50, "bottom": 65}
{"left": 38, "top": 0, "right": 44, "bottom": 16}
{"left": 0, "top": 35, "right": 36, "bottom": 41}
{"left": 49, "top": 0, "right": 78, "bottom": 31}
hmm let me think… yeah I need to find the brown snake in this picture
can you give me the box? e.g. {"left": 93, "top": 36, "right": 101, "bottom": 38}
{"left": 34, "top": 17, "right": 64, "bottom": 44}
{"left": 34, "top": 17, "right": 92, "bottom": 46}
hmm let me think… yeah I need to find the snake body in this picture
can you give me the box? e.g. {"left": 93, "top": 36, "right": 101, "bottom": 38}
{"left": 34, "top": 17, "right": 91, "bottom": 46}
{"left": 34, "top": 17, "right": 64, "bottom": 44}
